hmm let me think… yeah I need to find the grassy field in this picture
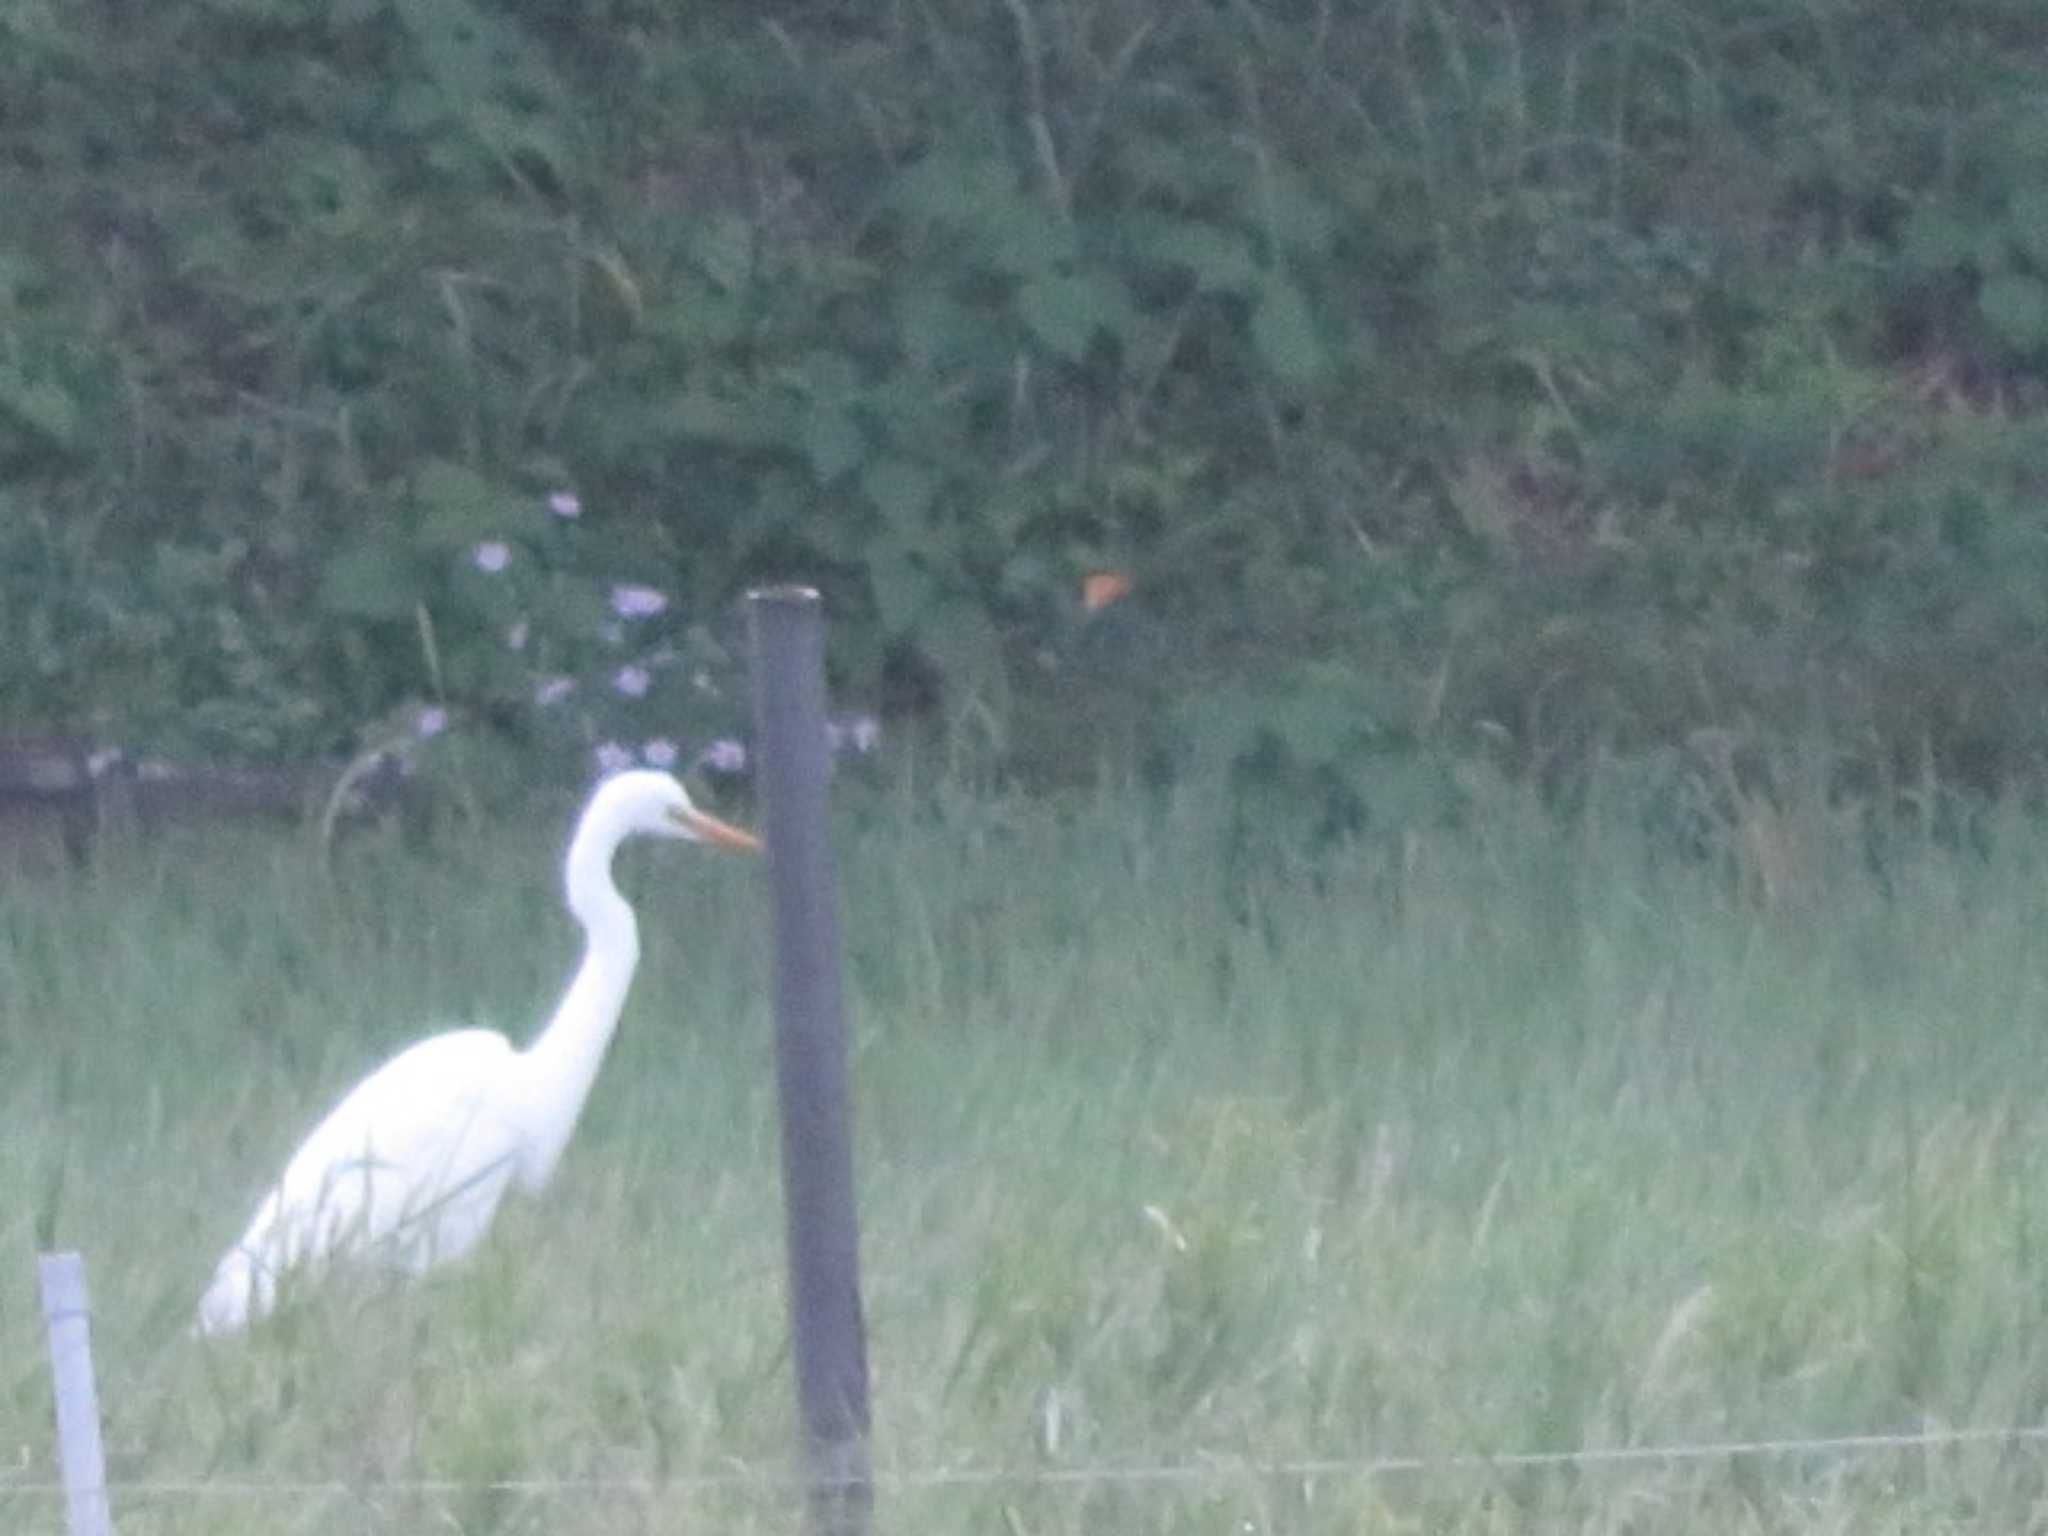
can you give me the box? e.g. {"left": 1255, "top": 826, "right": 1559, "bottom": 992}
{"left": 5, "top": 778, "right": 2048, "bottom": 1533}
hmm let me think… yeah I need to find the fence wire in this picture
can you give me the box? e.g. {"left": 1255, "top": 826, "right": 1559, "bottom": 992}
{"left": 3, "top": 1421, "right": 2046, "bottom": 1501}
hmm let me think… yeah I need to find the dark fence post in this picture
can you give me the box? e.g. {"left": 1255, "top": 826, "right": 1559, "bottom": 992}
{"left": 747, "top": 587, "right": 873, "bottom": 1535}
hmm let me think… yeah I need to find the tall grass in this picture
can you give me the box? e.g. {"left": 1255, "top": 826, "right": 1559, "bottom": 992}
{"left": 4, "top": 780, "right": 2048, "bottom": 1532}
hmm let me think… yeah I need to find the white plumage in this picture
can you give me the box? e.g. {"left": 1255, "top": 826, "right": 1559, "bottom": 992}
{"left": 195, "top": 770, "right": 758, "bottom": 1336}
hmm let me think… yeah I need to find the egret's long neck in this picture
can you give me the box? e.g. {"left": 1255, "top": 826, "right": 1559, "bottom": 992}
{"left": 516, "top": 823, "right": 641, "bottom": 1189}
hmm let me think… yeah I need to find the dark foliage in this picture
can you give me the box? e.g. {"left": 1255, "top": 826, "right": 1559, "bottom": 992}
{"left": 4, "top": 0, "right": 2048, "bottom": 825}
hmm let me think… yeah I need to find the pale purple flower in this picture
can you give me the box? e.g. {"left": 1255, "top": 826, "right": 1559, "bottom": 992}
{"left": 641, "top": 738, "right": 679, "bottom": 768}
{"left": 415, "top": 706, "right": 449, "bottom": 738}
{"left": 827, "top": 713, "right": 880, "bottom": 755}
{"left": 472, "top": 541, "right": 511, "bottom": 574}
{"left": 611, "top": 583, "right": 669, "bottom": 619}
{"left": 549, "top": 490, "right": 581, "bottom": 519}
{"left": 613, "top": 664, "right": 651, "bottom": 698}
{"left": 698, "top": 738, "right": 748, "bottom": 774}
{"left": 594, "top": 741, "right": 633, "bottom": 774}
{"left": 85, "top": 747, "right": 124, "bottom": 780}
{"left": 505, "top": 620, "right": 530, "bottom": 652}
{"left": 535, "top": 676, "right": 575, "bottom": 707}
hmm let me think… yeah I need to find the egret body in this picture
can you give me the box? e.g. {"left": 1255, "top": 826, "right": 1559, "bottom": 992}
{"left": 195, "top": 770, "right": 758, "bottom": 1336}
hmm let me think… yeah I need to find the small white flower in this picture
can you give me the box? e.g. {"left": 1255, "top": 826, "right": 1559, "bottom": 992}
{"left": 594, "top": 741, "right": 633, "bottom": 774}
{"left": 699, "top": 738, "right": 747, "bottom": 774}
{"left": 613, "top": 664, "right": 651, "bottom": 698}
{"left": 505, "top": 620, "right": 530, "bottom": 652}
{"left": 641, "top": 738, "right": 679, "bottom": 768}
{"left": 472, "top": 541, "right": 511, "bottom": 574}
{"left": 85, "top": 747, "right": 124, "bottom": 780}
{"left": 415, "top": 706, "right": 449, "bottom": 738}
{"left": 535, "top": 676, "right": 575, "bottom": 707}
{"left": 611, "top": 583, "right": 669, "bottom": 619}
{"left": 549, "top": 490, "right": 582, "bottom": 519}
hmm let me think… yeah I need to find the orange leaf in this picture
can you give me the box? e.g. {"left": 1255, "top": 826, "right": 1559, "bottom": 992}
{"left": 1083, "top": 572, "right": 1132, "bottom": 612}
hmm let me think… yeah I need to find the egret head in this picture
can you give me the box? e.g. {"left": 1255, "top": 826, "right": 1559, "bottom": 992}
{"left": 591, "top": 769, "right": 761, "bottom": 853}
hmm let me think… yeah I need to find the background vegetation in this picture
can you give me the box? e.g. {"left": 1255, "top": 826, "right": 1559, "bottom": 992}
{"left": 7, "top": 0, "right": 2048, "bottom": 820}
{"left": 15, "top": 8, "right": 2048, "bottom": 1529}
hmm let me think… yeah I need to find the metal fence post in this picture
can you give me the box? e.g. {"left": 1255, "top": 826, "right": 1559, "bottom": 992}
{"left": 38, "top": 1252, "right": 113, "bottom": 1536}
{"left": 748, "top": 586, "right": 873, "bottom": 1535}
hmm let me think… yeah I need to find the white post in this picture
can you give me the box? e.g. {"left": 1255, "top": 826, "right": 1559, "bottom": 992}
{"left": 38, "top": 1253, "right": 113, "bottom": 1536}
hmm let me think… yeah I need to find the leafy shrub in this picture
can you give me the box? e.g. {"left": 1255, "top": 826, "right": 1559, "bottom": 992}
{"left": 8, "top": 0, "right": 2048, "bottom": 819}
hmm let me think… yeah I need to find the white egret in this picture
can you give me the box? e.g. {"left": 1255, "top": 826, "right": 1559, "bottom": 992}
{"left": 195, "top": 770, "right": 759, "bottom": 1336}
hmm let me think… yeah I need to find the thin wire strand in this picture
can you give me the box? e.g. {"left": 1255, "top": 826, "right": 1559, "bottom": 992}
{"left": 3, "top": 1422, "right": 2045, "bottom": 1500}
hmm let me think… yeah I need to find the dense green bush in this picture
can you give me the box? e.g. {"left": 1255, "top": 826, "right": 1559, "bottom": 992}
{"left": 6, "top": 0, "right": 2048, "bottom": 819}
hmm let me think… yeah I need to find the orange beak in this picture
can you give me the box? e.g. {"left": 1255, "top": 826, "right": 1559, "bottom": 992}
{"left": 678, "top": 807, "right": 762, "bottom": 853}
